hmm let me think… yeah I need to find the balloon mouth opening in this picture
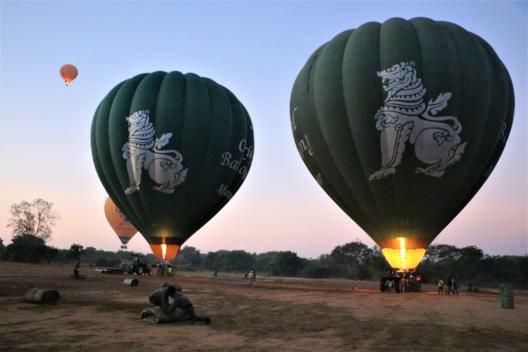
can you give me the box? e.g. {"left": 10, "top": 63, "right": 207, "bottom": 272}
{"left": 381, "top": 237, "right": 425, "bottom": 271}
{"left": 149, "top": 241, "right": 180, "bottom": 261}
{"left": 64, "top": 80, "right": 71, "bottom": 86}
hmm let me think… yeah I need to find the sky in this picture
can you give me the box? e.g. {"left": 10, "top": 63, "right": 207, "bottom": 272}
{"left": 0, "top": 1, "right": 526, "bottom": 258}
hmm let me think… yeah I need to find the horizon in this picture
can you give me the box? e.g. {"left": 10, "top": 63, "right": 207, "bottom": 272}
{"left": 1, "top": 1, "right": 527, "bottom": 258}
{"left": 1, "top": 235, "right": 523, "bottom": 261}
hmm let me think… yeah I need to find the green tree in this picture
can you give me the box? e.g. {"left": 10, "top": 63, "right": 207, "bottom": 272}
{"left": 271, "top": 251, "right": 304, "bottom": 277}
{"left": 425, "top": 244, "right": 461, "bottom": 262}
{"left": 4, "top": 234, "right": 51, "bottom": 263}
{"left": 222, "top": 250, "right": 256, "bottom": 272}
{"left": 67, "top": 244, "right": 85, "bottom": 261}
{"left": 329, "top": 241, "right": 373, "bottom": 278}
{"left": 7, "top": 199, "right": 59, "bottom": 241}
{"left": 204, "top": 251, "right": 221, "bottom": 271}
{"left": 176, "top": 246, "right": 202, "bottom": 268}
{"left": 0, "top": 238, "right": 5, "bottom": 259}
{"left": 255, "top": 251, "right": 280, "bottom": 272}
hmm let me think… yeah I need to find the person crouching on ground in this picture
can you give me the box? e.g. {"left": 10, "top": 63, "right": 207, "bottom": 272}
{"left": 149, "top": 283, "right": 210, "bottom": 324}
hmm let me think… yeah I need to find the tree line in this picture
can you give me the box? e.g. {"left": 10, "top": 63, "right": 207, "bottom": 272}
{"left": 1, "top": 198, "right": 526, "bottom": 288}
{"left": 178, "top": 242, "right": 527, "bottom": 289}
{"left": 2, "top": 234, "right": 525, "bottom": 289}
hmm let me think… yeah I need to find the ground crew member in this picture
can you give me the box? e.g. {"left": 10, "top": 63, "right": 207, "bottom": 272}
{"left": 148, "top": 283, "right": 210, "bottom": 324}
{"left": 73, "top": 259, "right": 80, "bottom": 278}
{"left": 247, "top": 270, "right": 256, "bottom": 285}
{"left": 438, "top": 279, "right": 444, "bottom": 294}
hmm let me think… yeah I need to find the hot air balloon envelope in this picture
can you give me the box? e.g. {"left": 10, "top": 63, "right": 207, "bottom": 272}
{"left": 60, "top": 64, "right": 78, "bottom": 85}
{"left": 290, "top": 17, "right": 514, "bottom": 270}
{"left": 91, "top": 71, "right": 254, "bottom": 261}
{"left": 104, "top": 196, "right": 137, "bottom": 249}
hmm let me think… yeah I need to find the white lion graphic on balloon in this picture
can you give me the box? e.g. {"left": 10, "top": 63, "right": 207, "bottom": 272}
{"left": 122, "top": 110, "right": 188, "bottom": 194}
{"left": 369, "top": 61, "right": 467, "bottom": 181}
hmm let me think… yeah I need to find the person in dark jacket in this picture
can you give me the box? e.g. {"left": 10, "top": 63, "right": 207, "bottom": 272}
{"left": 148, "top": 283, "right": 210, "bottom": 324}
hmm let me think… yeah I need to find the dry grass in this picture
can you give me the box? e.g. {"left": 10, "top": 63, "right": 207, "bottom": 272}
{"left": 0, "top": 262, "right": 526, "bottom": 351}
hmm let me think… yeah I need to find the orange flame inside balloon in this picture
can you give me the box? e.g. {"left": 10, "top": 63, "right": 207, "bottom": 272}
{"left": 149, "top": 241, "right": 180, "bottom": 261}
{"left": 161, "top": 243, "right": 167, "bottom": 260}
{"left": 381, "top": 237, "right": 425, "bottom": 271}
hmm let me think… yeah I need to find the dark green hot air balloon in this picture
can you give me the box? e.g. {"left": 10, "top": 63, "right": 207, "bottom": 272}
{"left": 290, "top": 17, "right": 514, "bottom": 270}
{"left": 91, "top": 71, "right": 254, "bottom": 260}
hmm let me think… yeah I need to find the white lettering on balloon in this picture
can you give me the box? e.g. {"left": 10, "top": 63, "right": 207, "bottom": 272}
{"left": 291, "top": 106, "right": 314, "bottom": 158}
{"left": 220, "top": 139, "right": 253, "bottom": 179}
{"left": 216, "top": 184, "right": 233, "bottom": 199}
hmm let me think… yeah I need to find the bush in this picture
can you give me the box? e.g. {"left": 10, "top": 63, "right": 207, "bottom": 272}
{"left": 4, "top": 234, "right": 57, "bottom": 263}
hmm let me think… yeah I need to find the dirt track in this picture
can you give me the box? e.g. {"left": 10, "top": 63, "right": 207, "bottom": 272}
{"left": 0, "top": 262, "right": 527, "bottom": 351}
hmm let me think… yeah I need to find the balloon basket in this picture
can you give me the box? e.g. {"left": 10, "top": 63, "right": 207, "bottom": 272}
{"left": 379, "top": 269, "right": 422, "bottom": 293}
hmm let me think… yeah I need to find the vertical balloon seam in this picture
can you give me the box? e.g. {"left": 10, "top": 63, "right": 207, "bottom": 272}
{"left": 181, "top": 73, "right": 214, "bottom": 241}
{"left": 365, "top": 22, "right": 392, "bottom": 234}
{"left": 172, "top": 71, "right": 189, "bottom": 244}
{"left": 225, "top": 90, "right": 250, "bottom": 192}
{"left": 107, "top": 77, "right": 149, "bottom": 233}
{"left": 312, "top": 32, "right": 366, "bottom": 224}
{"left": 97, "top": 82, "right": 147, "bottom": 232}
{"left": 411, "top": 18, "right": 462, "bottom": 244}
{"left": 308, "top": 33, "right": 360, "bottom": 220}
{"left": 221, "top": 90, "right": 250, "bottom": 203}
{"left": 395, "top": 19, "right": 424, "bottom": 241}
{"left": 444, "top": 36, "right": 513, "bottom": 226}
{"left": 310, "top": 38, "right": 368, "bottom": 223}
{"left": 132, "top": 73, "right": 167, "bottom": 238}
{"left": 295, "top": 47, "right": 367, "bottom": 231}
{"left": 379, "top": 19, "right": 400, "bottom": 242}
{"left": 432, "top": 23, "right": 485, "bottom": 234}
{"left": 187, "top": 79, "right": 233, "bottom": 238}
{"left": 197, "top": 90, "right": 251, "bottom": 237}
{"left": 106, "top": 76, "right": 148, "bottom": 232}
{"left": 111, "top": 75, "right": 151, "bottom": 233}
{"left": 372, "top": 20, "right": 398, "bottom": 241}
{"left": 339, "top": 25, "right": 385, "bottom": 233}
{"left": 213, "top": 92, "right": 251, "bottom": 210}
{"left": 154, "top": 71, "right": 185, "bottom": 243}
{"left": 308, "top": 42, "right": 360, "bottom": 223}
{"left": 295, "top": 47, "right": 368, "bottom": 230}
{"left": 193, "top": 77, "right": 224, "bottom": 235}
{"left": 110, "top": 75, "right": 152, "bottom": 233}
{"left": 184, "top": 80, "right": 236, "bottom": 242}
{"left": 440, "top": 30, "right": 501, "bottom": 230}
{"left": 340, "top": 27, "right": 385, "bottom": 232}
{"left": 181, "top": 74, "right": 216, "bottom": 240}
{"left": 188, "top": 89, "right": 229, "bottom": 236}
{"left": 153, "top": 71, "right": 175, "bottom": 229}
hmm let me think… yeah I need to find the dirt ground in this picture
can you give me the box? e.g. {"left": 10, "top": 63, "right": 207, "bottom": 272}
{"left": 0, "top": 262, "right": 526, "bottom": 352}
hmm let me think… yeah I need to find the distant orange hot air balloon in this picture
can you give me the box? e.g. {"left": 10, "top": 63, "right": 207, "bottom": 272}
{"left": 104, "top": 197, "right": 137, "bottom": 249}
{"left": 60, "top": 64, "right": 78, "bottom": 86}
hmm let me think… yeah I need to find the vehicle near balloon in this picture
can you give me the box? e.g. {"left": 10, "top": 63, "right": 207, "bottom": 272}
{"left": 290, "top": 17, "right": 514, "bottom": 272}
{"left": 120, "top": 254, "right": 151, "bottom": 276}
{"left": 91, "top": 71, "right": 254, "bottom": 261}
{"left": 104, "top": 196, "right": 137, "bottom": 249}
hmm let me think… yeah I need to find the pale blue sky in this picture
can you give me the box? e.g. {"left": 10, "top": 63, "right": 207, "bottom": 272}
{"left": 0, "top": 1, "right": 526, "bottom": 257}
